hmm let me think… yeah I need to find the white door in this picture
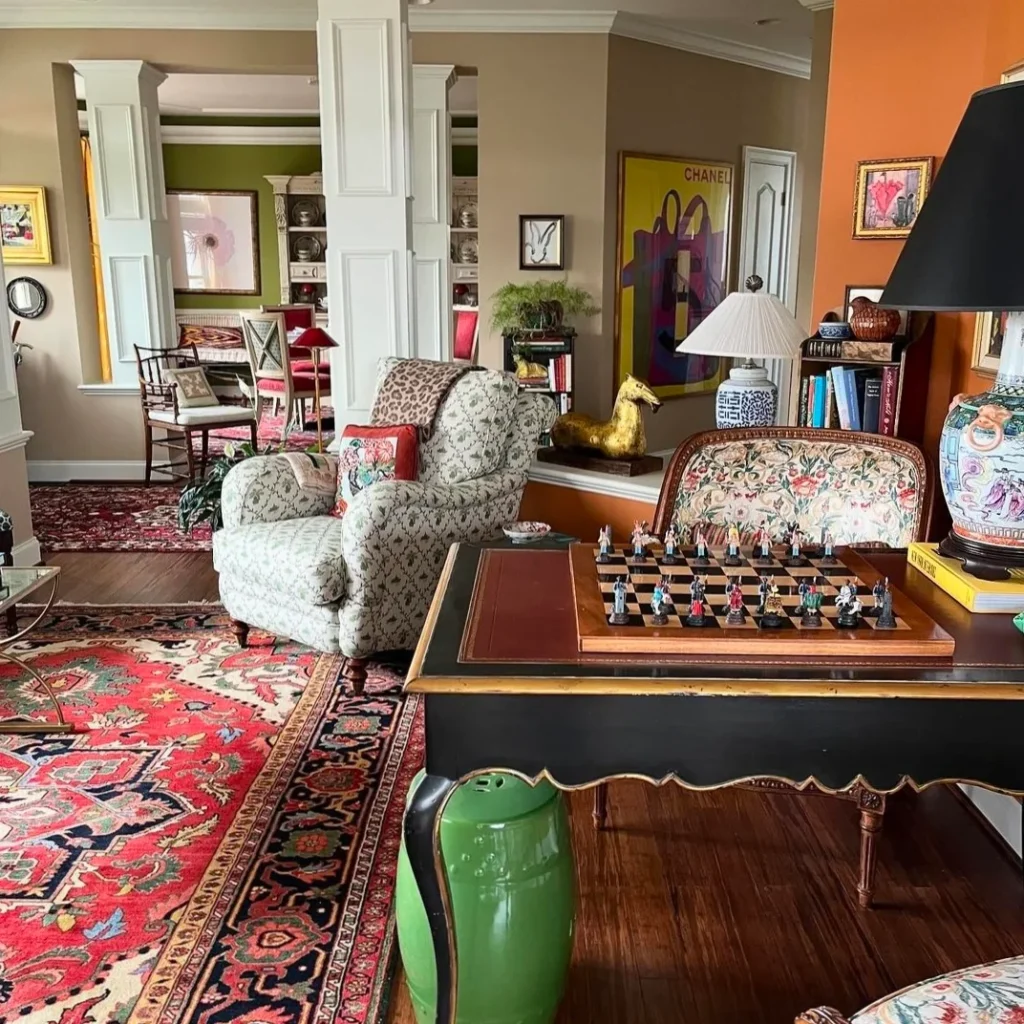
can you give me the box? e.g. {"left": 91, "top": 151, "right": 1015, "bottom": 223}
{"left": 739, "top": 146, "right": 798, "bottom": 423}
{"left": 412, "top": 65, "right": 455, "bottom": 361}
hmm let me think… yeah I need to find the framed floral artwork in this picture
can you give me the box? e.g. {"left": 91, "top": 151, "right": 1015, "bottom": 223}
{"left": 972, "top": 311, "right": 1007, "bottom": 376}
{"left": 168, "top": 189, "right": 260, "bottom": 295}
{"left": 853, "top": 157, "right": 934, "bottom": 239}
{"left": 0, "top": 187, "right": 52, "bottom": 265}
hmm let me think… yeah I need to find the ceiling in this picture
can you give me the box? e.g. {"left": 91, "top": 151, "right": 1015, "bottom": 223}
{"left": 75, "top": 71, "right": 479, "bottom": 115}
{"left": 1, "top": 0, "right": 820, "bottom": 67}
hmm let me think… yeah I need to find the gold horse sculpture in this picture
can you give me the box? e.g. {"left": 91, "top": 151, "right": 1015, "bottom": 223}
{"left": 551, "top": 374, "right": 662, "bottom": 459}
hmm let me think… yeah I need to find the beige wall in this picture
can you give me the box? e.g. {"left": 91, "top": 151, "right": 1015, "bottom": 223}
{"left": 604, "top": 36, "right": 810, "bottom": 451}
{"left": 0, "top": 30, "right": 317, "bottom": 466}
{"left": 795, "top": 9, "right": 834, "bottom": 334}
{"left": 6, "top": 28, "right": 812, "bottom": 467}
{"left": 411, "top": 33, "right": 609, "bottom": 374}
{"left": 0, "top": 447, "right": 33, "bottom": 549}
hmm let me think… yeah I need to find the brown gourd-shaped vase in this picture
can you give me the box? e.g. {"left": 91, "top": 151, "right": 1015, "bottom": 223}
{"left": 849, "top": 296, "right": 901, "bottom": 342}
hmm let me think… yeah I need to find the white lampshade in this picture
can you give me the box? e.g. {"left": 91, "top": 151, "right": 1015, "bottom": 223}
{"left": 676, "top": 275, "right": 805, "bottom": 361}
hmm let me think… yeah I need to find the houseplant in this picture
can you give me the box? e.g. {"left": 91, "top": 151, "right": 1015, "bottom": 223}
{"left": 178, "top": 441, "right": 267, "bottom": 534}
{"left": 490, "top": 280, "right": 599, "bottom": 335}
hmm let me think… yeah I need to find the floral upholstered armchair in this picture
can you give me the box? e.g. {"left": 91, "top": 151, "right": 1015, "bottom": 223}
{"left": 213, "top": 361, "right": 556, "bottom": 693}
{"left": 797, "top": 956, "right": 1024, "bottom": 1024}
{"left": 595, "top": 426, "right": 934, "bottom": 909}
{"left": 653, "top": 426, "right": 933, "bottom": 548}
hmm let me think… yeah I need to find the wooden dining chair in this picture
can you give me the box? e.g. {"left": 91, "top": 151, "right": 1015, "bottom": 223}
{"left": 134, "top": 343, "right": 257, "bottom": 483}
{"left": 259, "top": 304, "right": 319, "bottom": 417}
{"left": 591, "top": 426, "right": 935, "bottom": 909}
{"left": 240, "top": 312, "right": 331, "bottom": 442}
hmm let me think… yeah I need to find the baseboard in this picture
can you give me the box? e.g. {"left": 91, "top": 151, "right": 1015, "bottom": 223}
{"left": 13, "top": 536, "right": 42, "bottom": 566}
{"left": 28, "top": 461, "right": 173, "bottom": 483}
{"left": 952, "top": 784, "right": 1023, "bottom": 863}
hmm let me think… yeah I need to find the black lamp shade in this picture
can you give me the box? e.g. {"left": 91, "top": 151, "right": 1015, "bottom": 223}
{"left": 881, "top": 80, "right": 1024, "bottom": 312}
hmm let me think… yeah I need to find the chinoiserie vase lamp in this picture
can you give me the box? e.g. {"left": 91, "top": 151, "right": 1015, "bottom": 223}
{"left": 881, "top": 80, "right": 1024, "bottom": 579}
{"left": 289, "top": 326, "right": 338, "bottom": 453}
{"left": 675, "top": 274, "right": 805, "bottom": 428}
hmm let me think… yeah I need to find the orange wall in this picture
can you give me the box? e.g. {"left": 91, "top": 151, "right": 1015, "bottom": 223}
{"left": 812, "top": 0, "right": 1024, "bottom": 453}
{"left": 519, "top": 482, "right": 656, "bottom": 542}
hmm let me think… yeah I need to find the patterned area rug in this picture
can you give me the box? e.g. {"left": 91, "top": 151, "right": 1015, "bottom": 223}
{"left": 30, "top": 412, "right": 336, "bottom": 554}
{"left": 0, "top": 607, "right": 420, "bottom": 1024}
{"left": 31, "top": 485, "right": 213, "bottom": 553}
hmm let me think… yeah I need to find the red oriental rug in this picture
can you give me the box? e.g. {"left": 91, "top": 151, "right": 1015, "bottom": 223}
{"left": 0, "top": 607, "right": 420, "bottom": 1024}
{"left": 30, "top": 411, "right": 336, "bottom": 554}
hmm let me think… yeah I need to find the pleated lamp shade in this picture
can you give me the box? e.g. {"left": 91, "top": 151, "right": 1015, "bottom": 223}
{"left": 676, "top": 276, "right": 805, "bottom": 360}
{"left": 675, "top": 276, "right": 804, "bottom": 429}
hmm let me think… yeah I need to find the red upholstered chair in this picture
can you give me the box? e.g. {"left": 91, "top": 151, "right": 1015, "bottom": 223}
{"left": 453, "top": 305, "right": 480, "bottom": 364}
{"left": 240, "top": 312, "right": 331, "bottom": 441}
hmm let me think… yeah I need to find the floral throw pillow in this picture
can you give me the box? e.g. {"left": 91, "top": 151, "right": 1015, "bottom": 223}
{"left": 163, "top": 366, "right": 219, "bottom": 408}
{"left": 331, "top": 424, "right": 418, "bottom": 519}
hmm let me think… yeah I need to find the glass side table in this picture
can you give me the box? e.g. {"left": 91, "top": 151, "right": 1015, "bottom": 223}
{"left": 0, "top": 565, "right": 70, "bottom": 734}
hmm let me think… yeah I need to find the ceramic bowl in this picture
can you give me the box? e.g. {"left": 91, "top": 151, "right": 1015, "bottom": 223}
{"left": 502, "top": 521, "right": 551, "bottom": 543}
{"left": 819, "top": 321, "right": 852, "bottom": 340}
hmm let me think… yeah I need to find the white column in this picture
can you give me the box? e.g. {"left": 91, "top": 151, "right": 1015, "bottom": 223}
{"left": 412, "top": 65, "right": 455, "bottom": 362}
{"left": 72, "top": 60, "right": 175, "bottom": 388}
{"left": 317, "top": 0, "right": 416, "bottom": 422}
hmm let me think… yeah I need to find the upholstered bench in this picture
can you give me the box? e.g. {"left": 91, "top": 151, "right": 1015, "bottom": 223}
{"left": 798, "top": 957, "right": 1024, "bottom": 1024}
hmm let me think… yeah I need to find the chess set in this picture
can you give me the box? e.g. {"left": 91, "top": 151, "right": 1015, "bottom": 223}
{"left": 569, "top": 522, "right": 955, "bottom": 659}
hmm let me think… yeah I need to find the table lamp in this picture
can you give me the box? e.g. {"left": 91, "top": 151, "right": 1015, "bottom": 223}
{"left": 675, "top": 274, "right": 805, "bottom": 428}
{"left": 290, "top": 326, "right": 337, "bottom": 453}
{"left": 881, "top": 80, "right": 1024, "bottom": 579}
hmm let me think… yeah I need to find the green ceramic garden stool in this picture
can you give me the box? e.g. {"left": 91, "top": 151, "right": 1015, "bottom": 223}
{"left": 396, "top": 771, "right": 576, "bottom": 1024}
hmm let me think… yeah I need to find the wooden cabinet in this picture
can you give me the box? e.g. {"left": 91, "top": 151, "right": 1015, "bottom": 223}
{"left": 265, "top": 173, "right": 328, "bottom": 322}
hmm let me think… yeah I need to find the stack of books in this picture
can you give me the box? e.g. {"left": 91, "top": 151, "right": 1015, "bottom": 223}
{"left": 798, "top": 365, "right": 900, "bottom": 434}
{"left": 908, "top": 543, "right": 1024, "bottom": 613}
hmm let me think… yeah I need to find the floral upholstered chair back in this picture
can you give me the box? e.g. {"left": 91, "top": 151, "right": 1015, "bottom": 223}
{"left": 655, "top": 429, "right": 932, "bottom": 548}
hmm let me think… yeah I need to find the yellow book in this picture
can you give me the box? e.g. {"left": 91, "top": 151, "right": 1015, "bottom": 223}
{"left": 907, "top": 542, "right": 1024, "bottom": 613}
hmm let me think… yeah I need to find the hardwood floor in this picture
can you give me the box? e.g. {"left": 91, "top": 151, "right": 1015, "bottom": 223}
{"left": 388, "top": 782, "right": 1024, "bottom": 1024}
{"left": 44, "top": 551, "right": 219, "bottom": 604}
{"left": 24, "top": 553, "right": 1024, "bottom": 1023}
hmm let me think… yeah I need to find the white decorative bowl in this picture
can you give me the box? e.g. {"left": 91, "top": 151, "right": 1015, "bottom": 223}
{"left": 502, "top": 521, "right": 551, "bottom": 542}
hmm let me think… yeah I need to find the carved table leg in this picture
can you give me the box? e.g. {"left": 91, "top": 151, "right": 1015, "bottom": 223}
{"left": 405, "top": 772, "right": 460, "bottom": 1024}
{"left": 855, "top": 789, "right": 886, "bottom": 909}
{"left": 342, "top": 657, "right": 368, "bottom": 696}
{"left": 592, "top": 782, "right": 609, "bottom": 830}
{"left": 230, "top": 619, "right": 249, "bottom": 649}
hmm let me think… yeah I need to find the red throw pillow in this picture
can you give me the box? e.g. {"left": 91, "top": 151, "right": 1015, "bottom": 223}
{"left": 331, "top": 424, "right": 418, "bottom": 519}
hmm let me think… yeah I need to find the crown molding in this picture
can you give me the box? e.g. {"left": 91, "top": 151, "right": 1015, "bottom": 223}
{"left": 408, "top": 9, "right": 617, "bottom": 33}
{"left": 0, "top": 3, "right": 809, "bottom": 78}
{"left": 795, "top": 0, "right": 834, "bottom": 9}
{"left": 611, "top": 12, "right": 810, "bottom": 78}
{"left": 77, "top": 110, "right": 322, "bottom": 144}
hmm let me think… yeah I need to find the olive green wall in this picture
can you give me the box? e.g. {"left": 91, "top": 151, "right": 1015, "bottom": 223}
{"left": 162, "top": 143, "right": 322, "bottom": 309}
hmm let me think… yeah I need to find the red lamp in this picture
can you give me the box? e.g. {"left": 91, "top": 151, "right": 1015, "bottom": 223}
{"left": 290, "top": 326, "right": 338, "bottom": 453}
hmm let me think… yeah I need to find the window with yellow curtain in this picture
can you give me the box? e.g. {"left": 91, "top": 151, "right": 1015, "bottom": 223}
{"left": 81, "top": 135, "right": 111, "bottom": 383}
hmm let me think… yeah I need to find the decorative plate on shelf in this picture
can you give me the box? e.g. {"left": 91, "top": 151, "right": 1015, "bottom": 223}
{"left": 291, "top": 199, "right": 320, "bottom": 227}
{"left": 502, "top": 521, "right": 551, "bottom": 543}
{"left": 457, "top": 236, "right": 479, "bottom": 264}
{"left": 458, "top": 201, "right": 478, "bottom": 228}
{"left": 293, "top": 235, "right": 323, "bottom": 262}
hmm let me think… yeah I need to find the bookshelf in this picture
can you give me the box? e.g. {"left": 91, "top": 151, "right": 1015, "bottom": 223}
{"left": 502, "top": 330, "right": 576, "bottom": 442}
{"left": 790, "top": 315, "right": 933, "bottom": 444}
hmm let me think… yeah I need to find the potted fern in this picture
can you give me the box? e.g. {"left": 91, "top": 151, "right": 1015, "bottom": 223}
{"left": 178, "top": 441, "right": 268, "bottom": 534}
{"left": 490, "top": 280, "right": 599, "bottom": 336}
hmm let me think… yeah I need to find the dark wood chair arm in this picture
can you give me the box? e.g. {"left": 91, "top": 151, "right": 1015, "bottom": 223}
{"left": 795, "top": 1007, "right": 853, "bottom": 1024}
{"left": 139, "top": 380, "right": 179, "bottom": 415}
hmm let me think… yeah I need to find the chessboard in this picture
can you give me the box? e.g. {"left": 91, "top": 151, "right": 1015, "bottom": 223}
{"left": 569, "top": 543, "right": 955, "bottom": 659}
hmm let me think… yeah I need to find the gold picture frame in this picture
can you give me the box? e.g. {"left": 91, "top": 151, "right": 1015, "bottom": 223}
{"left": 0, "top": 186, "right": 52, "bottom": 265}
{"left": 853, "top": 157, "right": 933, "bottom": 239}
{"left": 973, "top": 312, "right": 1006, "bottom": 376}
